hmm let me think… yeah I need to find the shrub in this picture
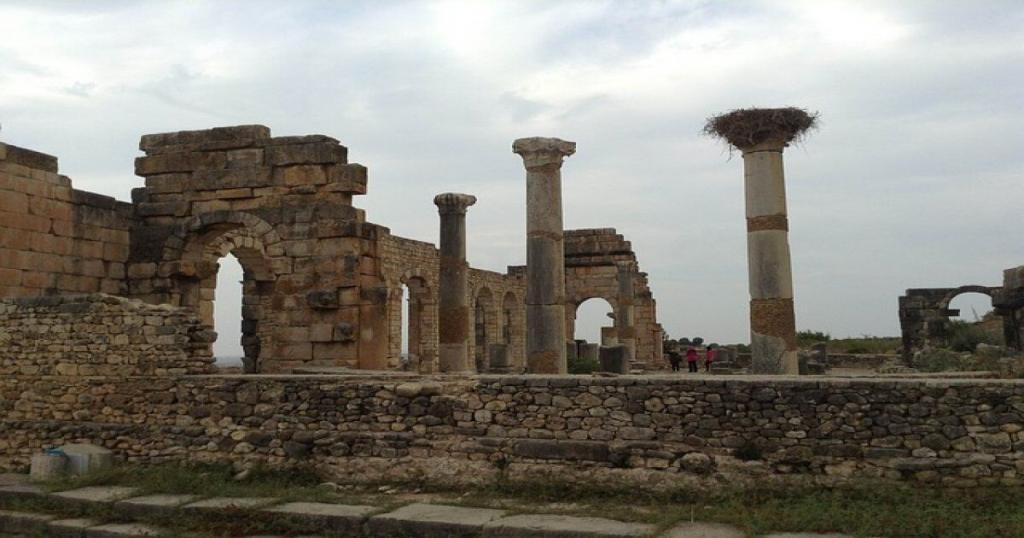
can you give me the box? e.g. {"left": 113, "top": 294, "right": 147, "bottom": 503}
{"left": 913, "top": 348, "right": 966, "bottom": 372}
{"left": 568, "top": 353, "right": 599, "bottom": 374}
{"left": 797, "top": 330, "right": 831, "bottom": 348}
{"left": 946, "top": 320, "right": 999, "bottom": 352}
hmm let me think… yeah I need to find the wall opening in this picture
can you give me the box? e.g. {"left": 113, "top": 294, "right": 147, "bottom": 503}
{"left": 402, "top": 277, "right": 429, "bottom": 370}
{"left": 213, "top": 253, "right": 244, "bottom": 369}
{"left": 474, "top": 287, "right": 494, "bottom": 371}
{"left": 573, "top": 297, "right": 614, "bottom": 345}
{"left": 946, "top": 292, "right": 1003, "bottom": 349}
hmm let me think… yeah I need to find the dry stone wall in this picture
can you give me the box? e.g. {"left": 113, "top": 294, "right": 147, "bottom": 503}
{"left": 0, "top": 143, "right": 132, "bottom": 299}
{"left": 0, "top": 294, "right": 214, "bottom": 377}
{"left": 1, "top": 374, "right": 1022, "bottom": 488}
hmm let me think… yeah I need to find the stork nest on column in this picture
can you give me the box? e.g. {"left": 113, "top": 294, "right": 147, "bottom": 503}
{"left": 703, "top": 107, "right": 818, "bottom": 149}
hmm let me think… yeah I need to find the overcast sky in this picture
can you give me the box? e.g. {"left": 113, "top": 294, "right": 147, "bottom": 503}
{"left": 1, "top": 1, "right": 1022, "bottom": 357}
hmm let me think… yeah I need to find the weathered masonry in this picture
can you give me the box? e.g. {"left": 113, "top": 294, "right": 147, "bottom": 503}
{"left": 899, "top": 265, "right": 1024, "bottom": 357}
{"left": 0, "top": 125, "right": 663, "bottom": 373}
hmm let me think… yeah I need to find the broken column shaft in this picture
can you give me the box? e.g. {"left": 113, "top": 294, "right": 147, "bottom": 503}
{"left": 513, "top": 137, "right": 576, "bottom": 374}
{"left": 434, "top": 192, "right": 477, "bottom": 373}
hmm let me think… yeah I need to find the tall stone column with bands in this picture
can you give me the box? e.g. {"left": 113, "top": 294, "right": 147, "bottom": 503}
{"left": 434, "top": 192, "right": 477, "bottom": 373}
{"left": 616, "top": 261, "right": 637, "bottom": 366}
{"left": 704, "top": 108, "right": 817, "bottom": 374}
{"left": 513, "top": 137, "right": 576, "bottom": 374}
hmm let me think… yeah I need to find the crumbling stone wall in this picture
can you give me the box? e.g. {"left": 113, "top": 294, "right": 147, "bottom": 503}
{"left": 562, "top": 229, "right": 664, "bottom": 367}
{"left": 1000, "top": 266, "right": 1024, "bottom": 350}
{"left": 1, "top": 375, "right": 1022, "bottom": 488}
{"left": 0, "top": 294, "right": 213, "bottom": 376}
{"left": 0, "top": 143, "right": 132, "bottom": 298}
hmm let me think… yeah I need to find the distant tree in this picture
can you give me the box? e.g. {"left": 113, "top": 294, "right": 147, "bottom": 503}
{"left": 692, "top": 337, "right": 704, "bottom": 346}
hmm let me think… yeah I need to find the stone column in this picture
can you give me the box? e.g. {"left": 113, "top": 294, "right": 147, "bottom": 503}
{"left": 615, "top": 262, "right": 637, "bottom": 365}
{"left": 705, "top": 108, "right": 815, "bottom": 375}
{"left": 434, "top": 193, "right": 477, "bottom": 373}
{"left": 513, "top": 137, "right": 576, "bottom": 374}
{"left": 740, "top": 140, "right": 798, "bottom": 374}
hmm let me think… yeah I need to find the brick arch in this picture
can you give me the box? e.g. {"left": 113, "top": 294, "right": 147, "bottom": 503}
{"left": 899, "top": 285, "right": 1004, "bottom": 357}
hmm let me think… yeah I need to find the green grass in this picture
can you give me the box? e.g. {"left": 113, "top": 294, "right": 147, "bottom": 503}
{"left": 827, "top": 336, "right": 902, "bottom": 354}
{"left": 13, "top": 463, "right": 1024, "bottom": 537}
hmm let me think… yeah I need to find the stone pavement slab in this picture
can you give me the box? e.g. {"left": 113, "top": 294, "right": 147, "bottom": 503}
{"left": 54, "top": 486, "right": 140, "bottom": 504}
{"left": 115, "top": 493, "right": 201, "bottom": 516}
{"left": 661, "top": 522, "right": 746, "bottom": 537}
{"left": 367, "top": 503, "right": 507, "bottom": 537}
{"left": 183, "top": 496, "right": 279, "bottom": 512}
{"left": 0, "top": 473, "right": 29, "bottom": 486}
{"left": 85, "top": 522, "right": 165, "bottom": 537}
{"left": 0, "top": 509, "right": 55, "bottom": 534}
{"left": 48, "top": 518, "right": 99, "bottom": 538}
{"left": 0, "top": 483, "right": 46, "bottom": 500}
{"left": 761, "top": 534, "right": 854, "bottom": 537}
{"left": 263, "top": 501, "right": 377, "bottom": 534}
{"left": 482, "top": 514, "right": 656, "bottom": 537}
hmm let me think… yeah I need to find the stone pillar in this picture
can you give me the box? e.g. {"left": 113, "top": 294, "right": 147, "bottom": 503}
{"left": 616, "top": 262, "right": 637, "bottom": 365}
{"left": 434, "top": 193, "right": 477, "bottom": 373}
{"left": 740, "top": 140, "right": 798, "bottom": 374}
{"left": 513, "top": 137, "right": 576, "bottom": 374}
{"left": 705, "top": 107, "right": 815, "bottom": 375}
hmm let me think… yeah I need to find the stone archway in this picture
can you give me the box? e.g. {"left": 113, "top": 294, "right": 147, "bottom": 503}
{"left": 402, "top": 275, "right": 434, "bottom": 371}
{"left": 166, "top": 212, "right": 283, "bottom": 373}
{"left": 899, "top": 285, "right": 1003, "bottom": 357}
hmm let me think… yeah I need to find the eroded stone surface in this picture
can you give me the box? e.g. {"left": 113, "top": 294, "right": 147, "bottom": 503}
{"left": 183, "top": 496, "right": 279, "bottom": 511}
{"left": 54, "top": 486, "right": 140, "bottom": 504}
{"left": 482, "top": 514, "right": 655, "bottom": 537}
{"left": 264, "top": 501, "right": 377, "bottom": 533}
{"left": 661, "top": 522, "right": 746, "bottom": 537}
{"left": 368, "top": 503, "right": 506, "bottom": 537}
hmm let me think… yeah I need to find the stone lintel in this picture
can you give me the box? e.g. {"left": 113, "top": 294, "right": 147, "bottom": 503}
{"left": 513, "top": 137, "right": 576, "bottom": 168}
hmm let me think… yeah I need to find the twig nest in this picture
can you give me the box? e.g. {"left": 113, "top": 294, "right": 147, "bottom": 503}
{"left": 704, "top": 107, "right": 818, "bottom": 149}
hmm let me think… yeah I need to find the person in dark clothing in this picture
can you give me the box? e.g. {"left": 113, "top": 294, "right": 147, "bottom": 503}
{"left": 685, "top": 347, "right": 699, "bottom": 373}
{"left": 668, "top": 351, "right": 682, "bottom": 372}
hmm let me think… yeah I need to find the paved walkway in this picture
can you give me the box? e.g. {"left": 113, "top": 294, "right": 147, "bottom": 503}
{"left": 0, "top": 478, "right": 861, "bottom": 538}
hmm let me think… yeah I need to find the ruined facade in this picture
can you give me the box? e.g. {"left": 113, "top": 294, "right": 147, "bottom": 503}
{"left": 0, "top": 125, "right": 662, "bottom": 373}
{"left": 899, "top": 265, "right": 1024, "bottom": 356}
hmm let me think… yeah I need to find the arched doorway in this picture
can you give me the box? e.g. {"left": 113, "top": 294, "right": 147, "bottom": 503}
{"left": 402, "top": 276, "right": 431, "bottom": 370}
{"left": 572, "top": 297, "right": 615, "bottom": 345}
{"left": 177, "top": 224, "right": 277, "bottom": 373}
{"left": 213, "top": 253, "right": 244, "bottom": 368}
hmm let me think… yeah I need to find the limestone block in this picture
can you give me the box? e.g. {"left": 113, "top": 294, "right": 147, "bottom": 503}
{"left": 61, "top": 444, "right": 113, "bottom": 476}
{"left": 30, "top": 452, "right": 67, "bottom": 480}
{"left": 325, "top": 163, "right": 368, "bottom": 195}
{"left": 265, "top": 142, "right": 347, "bottom": 166}
{"left": 599, "top": 346, "right": 629, "bottom": 374}
{"left": 580, "top": 343, "right": 599, "bottom": 362}
{"left": 53, "top": 486, "right": 139, "bottom": 504}
{"left": 746, "top": 230, "right": 794, "bottom": 299}
{"left": 0, "top": 509, "right": 54, "bottom": 534}
{"left": 139, "top": 125, "right": 270, "bottom": 151}
{"left": 742, "top": 150, "right": 787, "bottom": 218}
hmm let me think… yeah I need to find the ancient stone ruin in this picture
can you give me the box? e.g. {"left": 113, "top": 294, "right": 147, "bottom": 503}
{"left": 900, "top": 266, "right": 1024, "bottom": 356}
{"left": 0, "top": 125, "right": 664, "bottom": 374}
{"left": 2, "top": 122, "right": 1024, "bottom": 491}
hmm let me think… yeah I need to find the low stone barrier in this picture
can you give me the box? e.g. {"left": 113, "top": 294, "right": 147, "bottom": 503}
{"left": 1, "top": 374, "right": 1022, "bottom": 489}
{"left": 0, "top": 294, "right": 214, "bottom": 376}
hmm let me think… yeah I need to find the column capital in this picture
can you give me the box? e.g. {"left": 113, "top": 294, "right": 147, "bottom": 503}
{"left": 434, "top": 192, "right": 477, "bottom": 215}
{"left": 513, "top": 137, "right": 576, "bottom": 169}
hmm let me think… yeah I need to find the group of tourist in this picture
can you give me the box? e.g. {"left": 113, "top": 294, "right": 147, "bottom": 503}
{"left": 666, "top": 346, "right": 715, "bottom": 373}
